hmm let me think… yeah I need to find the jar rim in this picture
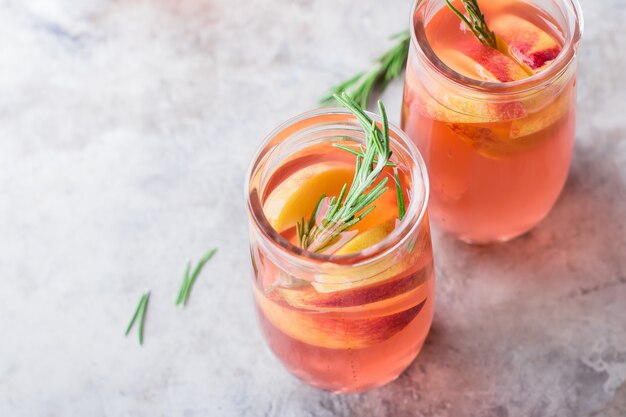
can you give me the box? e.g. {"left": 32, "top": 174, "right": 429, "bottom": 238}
{"left": 409, "top": 0, "right": 584, "bottom": 95}
{"left": 244, "top": 107, "right": 430, "bottom": 270}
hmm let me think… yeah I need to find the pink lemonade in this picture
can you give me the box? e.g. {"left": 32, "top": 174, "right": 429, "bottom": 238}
{"left": 402, "top": 0, "right": 582, "bottom": 243}
{"left": 246, "top": 111, "right": 434, "bottom": 392}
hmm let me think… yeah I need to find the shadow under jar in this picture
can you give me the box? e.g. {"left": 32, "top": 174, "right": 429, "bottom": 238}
{"left": 402, "top": 0, "right": 583, "bottom": 243}
{"left": 245, "top": 109, "right": 435, "bottom": 393}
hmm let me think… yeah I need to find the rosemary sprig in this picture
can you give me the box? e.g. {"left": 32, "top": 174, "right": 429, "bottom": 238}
{"left": 336, "top": 145, "right": 406, "bottom": 221}
{"left": 394, "top": 168, "right": 406, "bottom": 221}
{"left": 297, "top": 92, "right": 392, "bottom": 253}
{"left": 321, "top": 31, "right": 410, "bottom": 109}
{"left": 176, "top": 248, "right": 218, "bottom": 306}
{"left": 125, "top": 291, "right": 150, "bottom": 345}
{"left": 446, "top": 0, "right": 497, "bottom": 49}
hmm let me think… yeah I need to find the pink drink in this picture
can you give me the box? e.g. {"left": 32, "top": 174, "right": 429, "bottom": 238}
{"left": 402, "top": 0, "right": 583, "bottom": 243}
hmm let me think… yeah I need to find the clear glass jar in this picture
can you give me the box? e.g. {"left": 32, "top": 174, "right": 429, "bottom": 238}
{"left": 245, "top": 108, "right": 435, "bottom": 392}
{"left": 402, "top": 0, "right": 584, "bottom": 243}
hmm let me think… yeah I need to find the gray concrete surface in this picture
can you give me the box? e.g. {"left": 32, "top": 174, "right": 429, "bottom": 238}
{"left": 0, "top": 0, "right": 625, "bottom": 416}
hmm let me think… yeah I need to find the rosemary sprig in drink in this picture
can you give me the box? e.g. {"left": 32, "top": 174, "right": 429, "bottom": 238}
{"left": 320, "top": 31, "right": 410, "bottom": 109}
{"left": 297, "top": 92, "right": 394, "bottom": 253}
{"left": 445, "top": 0, "right": 497, "bottom": 49}
{"left": 125, "top": 291, "right": 150, "bottom": 345}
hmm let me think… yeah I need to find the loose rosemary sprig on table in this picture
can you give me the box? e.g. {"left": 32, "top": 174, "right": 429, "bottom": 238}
{"left": 122, "top": 248, "right": 217, "bottom": 346}
{"left": 176, "top": 248, "right": 218, "bottom": 306}
{"left": 125, "top": 291, "right": 150, "bottom": 345}
{"left": 297, "top": 92, "right": 394, "bottom": 253}
{"left": 445, "top": 0, "right": 497, "bottom": 49}
{"left": 320, "top": 31, "right": 410, "bottom": 109}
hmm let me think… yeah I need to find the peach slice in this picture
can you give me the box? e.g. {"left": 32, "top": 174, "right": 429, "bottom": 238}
{"left": 279, "top": 281, "right": 430, "bottom": 318}
{"left": 254, "top": 284, "right": 426, "bottom": 349}
{"left": 404, "top": 77, "right": 484, "bottom": 124}
{"left": 446, "top": 123, "right": 522, "bottom": 158}
{"left": 333, "top": 220, "right": 395, "bottom": 256}
{"left": 278, "top": 266, "right": 431, "bottom": 312}
{"left": 510, "top": 87, "right": 572, "bottom": 138}
{"left": 307, "top": 220, "right": 433, "bottom": 294}
{"left": 311, "top": 259, "right": 408, "bottom": 293}
{"left": 405, "top": 47, "right": 527, "bottom": 126}
{"left": 263, "top": 163, "right": 353, "bottom": 233}
{"left": 492, "top": 14, "right": 562, "bottom": 73}
{"left": 311, "top": 233, "right": 432, "bottom": 293}
{"left": 446, "top": 84, "right": 573, "bottom": 158}
{"left": 440, "top": 41, "right": 529, "bottom": 82}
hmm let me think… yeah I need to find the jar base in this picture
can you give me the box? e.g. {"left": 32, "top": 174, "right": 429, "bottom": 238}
{"left": 434, "top": 219, "right": 541, "bottom": 245}
{"left": 292, "top": 341, "right": 425, "bottom": 394}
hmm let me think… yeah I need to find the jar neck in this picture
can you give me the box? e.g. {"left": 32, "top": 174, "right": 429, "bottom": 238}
{"left": 409, "top": 0, "right": 583, "bottom": 97}
{"left": 245, "top": 108, "right": 429, "bottom": 272}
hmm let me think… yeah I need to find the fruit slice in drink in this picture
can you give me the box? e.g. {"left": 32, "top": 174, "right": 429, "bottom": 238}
{"left": 277, "top": 263, "right": 431, "bottom": 311}
{"left": 439, "top": 40, "right": 528, "bottom": 82}
{"left": 254, "top": 284, "right": 427, "bottom": 350}
{"left": 263, "top": 162, "right": 354, "bottom": 233}
{"left": 492, "top": 14, "right": 563, "bottom": 73}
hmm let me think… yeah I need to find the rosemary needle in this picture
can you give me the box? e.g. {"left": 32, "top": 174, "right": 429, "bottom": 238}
{"left": 137, "top": 292, "right": 150, "bottom": 345}
{"left": 125, "top": 296, "right": 143, "bottom": 336}
{"left": 175, "top": 261, "right": 192, "bottom": 305}
{"left": 394, "top": 168, "right": 406, "bottom": 221}
{"left": 176, "top": 248, "right": 218, "bottom": 306}
{"left": 333, "top": 143, "right": 396, "bottom": 167}
{"left": 125, "top": 291, "right": 150, "bottom": 346}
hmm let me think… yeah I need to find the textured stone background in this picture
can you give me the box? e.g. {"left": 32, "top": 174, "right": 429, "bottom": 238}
{"left": 0, "top": 0, "right": 625, "bottom": 416}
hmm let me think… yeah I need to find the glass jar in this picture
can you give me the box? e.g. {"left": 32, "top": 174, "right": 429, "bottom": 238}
{"left": 402, "top": 0, "right": 584, "bottom": 243}
{"left": 245, "top": 108, "right": 435, "bottom": 393}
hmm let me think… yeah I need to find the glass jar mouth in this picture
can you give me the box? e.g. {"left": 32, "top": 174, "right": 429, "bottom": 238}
{"left": 409, "top": 0, "right": 584, "bottom": 95}
{"left": 244, "top": 107, "right": 430, "bottom": 269}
